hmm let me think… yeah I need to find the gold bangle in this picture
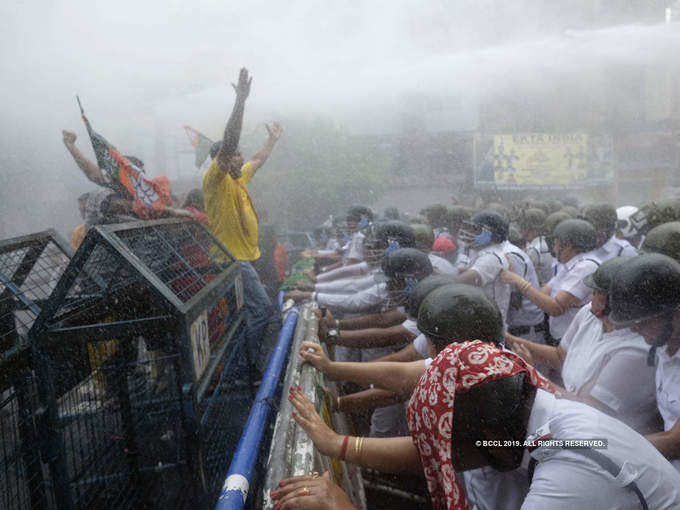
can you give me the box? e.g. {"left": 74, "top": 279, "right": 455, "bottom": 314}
{"left": 357, "top": 437, "right": 364, "bottom": 462}
{"left": 520, "top": 280, "right": 532, "bottom": 293}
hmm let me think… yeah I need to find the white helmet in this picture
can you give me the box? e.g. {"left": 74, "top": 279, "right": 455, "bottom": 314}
{"left": 616, "top": 206, "right": 639, "bottom": 239}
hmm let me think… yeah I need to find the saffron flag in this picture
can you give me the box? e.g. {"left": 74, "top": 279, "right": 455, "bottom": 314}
{"left": 77, "top": 97, "right": 171, "bottom": 219}
{"left": 183, "top": 125, "right": 214, "bottom": 168}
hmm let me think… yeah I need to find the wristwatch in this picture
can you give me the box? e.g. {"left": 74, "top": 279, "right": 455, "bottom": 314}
{"left": 327, "top": 328, "right": 339, "bottom": 341}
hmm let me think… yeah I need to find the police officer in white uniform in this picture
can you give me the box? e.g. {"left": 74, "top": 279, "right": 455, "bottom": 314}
{"left": 457, "top": 211, "right": 512, "bottom": 326}
{"left": 508, "top": 257, "right": 658, "bottom": 433}
{"left": 503, "top": 240, "right": 546, "bottom": 346}
{"left": 584, "top": 204, "right": 638, "bottom": 263}
{"left": 501, "top": 219, "right": 599, "bottom": 344}
{"left": 411, "top": 223, "right": 458, "bottom": 275}
{"left": 609, "top": 253, "right": 680, "bottom": 472}
{"left": 519, "top": 208, "right": 555, "bottom": 287}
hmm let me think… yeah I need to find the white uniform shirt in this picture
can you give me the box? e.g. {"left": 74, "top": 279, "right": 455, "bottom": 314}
{"left": 545, "top": 253, "right": 599, "bottom": 339}
{"left": 526, "top": 236, "right": 554, "bottom": 287}
{"left": 468, "top": 243, "right": 511, "bottom": 326}
{"left": 503, "top": 241, "right": 544, "bottom": 327}
{"left": 522, "top": 390, "right": 680, "bottom": 509}
{"left": 314, "top": 273, "right": 377, "bottom": 294}
{"left": 413, "top": 333, "right": 430, "bottom": 358}
{"left": 401, "top": 318, "right": 420, "bottom": 336}
{"left": 316, "top": 261, "right": 369, "bottom": 283}
{"left": 559, "top": 305, "right": 657, "bottom": 432}
{"left": 456, "top": 243, "right": 474, "bottom": 270}
{"left": 591, "top": 235, "right": 638, "bottom": 263}
{"left": 325, "top": 238, "right": 340, "bottom": 251}
{"left": 428, "top": 253, "right": 458, "bottom": 275}
{"left": 656, "top": 345, "right": 680, "bottom": 473}
{"left": 313, "top": 282, "right": 386, "bottom": 314}
{"left": 345, "top": 231, "right": 365, "bottom": 262}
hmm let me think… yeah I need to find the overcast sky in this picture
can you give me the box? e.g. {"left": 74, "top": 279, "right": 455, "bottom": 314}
{"left": 0, "top": 1, "right": 677, "bottom": 237}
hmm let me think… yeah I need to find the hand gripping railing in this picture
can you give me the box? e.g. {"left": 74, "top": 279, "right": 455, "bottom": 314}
{"left": 215, "top": 307, "right": 299, "bottom": 510}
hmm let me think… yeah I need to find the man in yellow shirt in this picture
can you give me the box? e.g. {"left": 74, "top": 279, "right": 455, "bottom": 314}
{"left": 203, "top": 67, "right": 282, "bottom": 374}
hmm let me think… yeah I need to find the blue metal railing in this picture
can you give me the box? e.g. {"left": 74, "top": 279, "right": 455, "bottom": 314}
{"left": 277, "top": 290, "right": 285, "bottom": 314}
{"left": 215, "top": 307, "right": 299, "bottom": 510}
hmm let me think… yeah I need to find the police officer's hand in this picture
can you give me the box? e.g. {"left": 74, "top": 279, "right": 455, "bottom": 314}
{"left": 314, "top": 307, "right": 335, "bottom": 325}
{"left": 287, "top": 386, "right": 342, "bottom": 458}
{"left": 499, "top": 268, "right": 522, "bottom": 286}
{"left": 271, "top": 471, "right": 355, "bottom": 510}
{"left": 313, "top": 308, "right": 335, "bottom": 337}
{"left": 284, "top": 290, "right": 311, "bottom": 303}
{"left": 62, "top": 129, "right": 77, "bottom": 145}
{"left": 302, "top": 268, "right": 317, "bottom": 282}
{"left": 511, "top": 341, "right": 534, "bottom": 366}
{"left": 299, "top": 341, "right": 333, "bottom": 374}
{"left": 294, "top": 281, "right": 315, "bottom": 291}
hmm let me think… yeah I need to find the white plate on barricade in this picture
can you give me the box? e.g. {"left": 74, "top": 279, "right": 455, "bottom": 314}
{"left": 191, "top": 310, "right": 210, "bottom": 382}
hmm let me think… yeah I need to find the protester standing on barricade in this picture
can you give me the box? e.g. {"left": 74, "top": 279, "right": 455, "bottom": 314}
{"left": 202, "top": 67, "right": 282, "bottom": 375}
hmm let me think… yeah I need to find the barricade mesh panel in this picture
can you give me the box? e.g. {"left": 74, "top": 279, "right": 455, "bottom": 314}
{"left": 53, "top": 243, "right": 138, "bottom": 323}
{"left": 32, "top": 220, "right": 251, "bottom": 509}
{"left": 0, "top": 372, "right": 53, "bottom": 510}
{"left": 114, "top": 221, "right": 234, "bottom": 303}
{"left": 199, "top": 319, "right": 250, "bottom": 495}
{"left": 0, "top": 231, "right": 71, "bottom": 510}
{"left": 48, "top": 336, "right": 186, "bottom": 509}
{"left": 1, "top": 234, "right": 71, "bottom": 354}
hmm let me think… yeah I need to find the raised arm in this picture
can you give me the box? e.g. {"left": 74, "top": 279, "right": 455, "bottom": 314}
{"left": 216, "top": 68, "right": 251, "bottom": 176}
{"left": 249, "top": 122, "right": 282, "bottom": 174}
{"left": 62, "top": 129, "right": 109, "bottom": 186}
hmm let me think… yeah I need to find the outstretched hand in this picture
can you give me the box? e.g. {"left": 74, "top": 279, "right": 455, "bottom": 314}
{"left": 270, "top": 471, "right": 355, "bottom": 510}
{"left": 266, "top": 122, "right": 283, "bottom": 141}
{"left": 299, "top": 341, "right": 333, "bottom": 375}
{"left": 62, "top": 129, "right": 77, "bottom": 145}
{"left": 231, "top": 67, "right": 252, "bottom": 99}
{"left": 288, "top": 386, "right": 341, "bottom": 457}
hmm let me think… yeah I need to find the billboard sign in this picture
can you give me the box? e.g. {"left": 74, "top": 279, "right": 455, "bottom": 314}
{"left": 474, "top": 132, "right": 613, "bottom": 189}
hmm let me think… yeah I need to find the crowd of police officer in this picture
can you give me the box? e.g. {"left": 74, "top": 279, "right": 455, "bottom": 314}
{"left": 274, "top": 197, "right": 680, "bottom": 510}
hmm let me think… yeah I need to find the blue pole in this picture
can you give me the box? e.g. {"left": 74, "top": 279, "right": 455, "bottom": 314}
{"left": 215, "top": 308, "right": 299, "bottom": 510}
{"left": 277, "top": 290, "right": 285, "bottom": 314}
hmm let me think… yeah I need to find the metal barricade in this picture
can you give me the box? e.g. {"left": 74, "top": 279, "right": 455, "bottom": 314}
{"left": 259, "top": 303, "right": 366, "bottom": 510}
{"left": 30, "top": 219, "right": 251, "bottom": 509}
{"left": 0, "top": 230, "right": 73, "bottom": 510}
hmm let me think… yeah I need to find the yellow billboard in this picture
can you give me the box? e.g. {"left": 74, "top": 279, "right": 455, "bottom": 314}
{"left": 475, "top": 132, "right": 613, "bottom": 188}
